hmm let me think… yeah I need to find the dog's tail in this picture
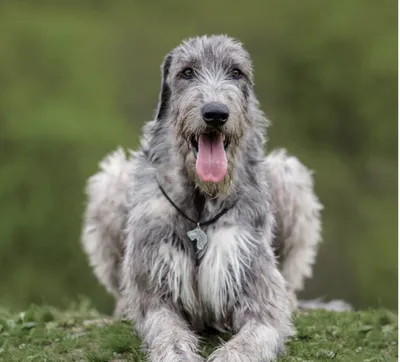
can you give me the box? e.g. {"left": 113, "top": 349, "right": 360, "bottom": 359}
{"left": 81, "top": 147, "right": 131, "bottom": 300}
{"left": 297, "top": 297, "right": 353, "bottom": 311}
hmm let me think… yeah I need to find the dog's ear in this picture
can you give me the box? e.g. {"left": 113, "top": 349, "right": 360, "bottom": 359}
{"left": 156, "top": 52, "right": 173, "bottom": 121}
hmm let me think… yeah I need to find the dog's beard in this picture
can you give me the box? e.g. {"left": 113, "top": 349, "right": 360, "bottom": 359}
{"left": 175, "top": 114, "right": 243, "bottom": 197}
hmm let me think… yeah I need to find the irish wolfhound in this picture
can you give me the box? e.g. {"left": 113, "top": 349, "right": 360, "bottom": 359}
{"left": 81, "top": 35, "right": 323, "bottom": 361}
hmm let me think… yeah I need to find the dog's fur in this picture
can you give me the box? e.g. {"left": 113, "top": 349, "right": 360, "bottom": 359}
{"left": 81, "top": 35, "right": 324, "bottom": 361}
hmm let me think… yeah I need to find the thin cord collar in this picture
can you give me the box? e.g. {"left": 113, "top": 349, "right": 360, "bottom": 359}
{"left": 157, "top": 182, "right": 236, "bottom": 227}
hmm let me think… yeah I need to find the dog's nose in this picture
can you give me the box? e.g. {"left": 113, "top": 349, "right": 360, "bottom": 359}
{"left": 201, "top": 102, "right": 229, "bottom": 127}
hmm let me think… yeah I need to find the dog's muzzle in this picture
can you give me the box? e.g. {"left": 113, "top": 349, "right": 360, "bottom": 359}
{"left": 201, "top": 102, "right": 229, "bottom": 128}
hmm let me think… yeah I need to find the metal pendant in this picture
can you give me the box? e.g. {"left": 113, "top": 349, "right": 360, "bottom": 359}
{"left": 187, "top": 224, "right": 208, "bottom": 259}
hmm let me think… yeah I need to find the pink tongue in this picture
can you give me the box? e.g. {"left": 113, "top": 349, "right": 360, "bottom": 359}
{"left": 196, "top": 133, "right": 227, "bottom": 183}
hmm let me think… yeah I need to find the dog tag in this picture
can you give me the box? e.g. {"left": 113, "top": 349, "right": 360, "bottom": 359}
{"left": 187, "top": 225, "right": 208, "bottom": 258}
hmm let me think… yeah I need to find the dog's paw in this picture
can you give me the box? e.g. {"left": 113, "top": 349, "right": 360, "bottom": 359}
{"left": 184, "top": 354, "right": 205, "bottom": 362}
{"left": 207, "top": 348, "right": 252, "bottom": 362}
{"left": 149, "top": 351, "right": 205, "bottom": 362}
{"left": 170, "top": 356, "right": 204, "bottom": 362}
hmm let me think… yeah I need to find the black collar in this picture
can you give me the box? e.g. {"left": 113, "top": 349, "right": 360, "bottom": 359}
{"left": 157, "top": 182, "right": 236, "bottom": 227}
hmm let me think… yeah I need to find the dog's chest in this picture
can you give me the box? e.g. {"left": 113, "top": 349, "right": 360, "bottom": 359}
{"left": 174, "top": 225, "right": 248, "bottom": 328}
{"left": 197, "top": 226, "right": 244, "bottom": 313}
{"left": 149, "top": 195, "right": 254, "bottom": 328}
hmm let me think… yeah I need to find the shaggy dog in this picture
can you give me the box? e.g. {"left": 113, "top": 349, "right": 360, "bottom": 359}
{"left": 81, "top": 35, "right": 323, "bottom": 362}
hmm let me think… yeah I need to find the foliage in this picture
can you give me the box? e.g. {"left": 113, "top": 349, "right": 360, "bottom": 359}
{"left": 0, "top": 0, "right": 396, "bottom": 312}
{"left": 0, "top": 301, "right": 397, "bottom": 361}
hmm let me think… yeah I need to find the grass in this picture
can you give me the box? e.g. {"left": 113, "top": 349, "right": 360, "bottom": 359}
{"left": 0, "top": 300, "right": 397, "bottom": 361}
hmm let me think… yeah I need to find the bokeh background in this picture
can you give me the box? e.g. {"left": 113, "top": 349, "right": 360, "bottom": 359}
{"left": 0, "top": 1, "right": 397, "bottom": 313}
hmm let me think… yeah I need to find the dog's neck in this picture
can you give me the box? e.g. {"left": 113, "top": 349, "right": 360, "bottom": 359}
{"left": 193, "top": 188, "right": 206, "bottom": 220}
{"left": 153, "top": 155, "right": 236, "bottom": 221}
{"left": 143, "top": 117, "right": 266, "bottom": 217}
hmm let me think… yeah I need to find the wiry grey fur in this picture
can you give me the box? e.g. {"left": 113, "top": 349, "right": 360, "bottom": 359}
{"left": 81, "top": 35, "right": 325, "bottom": 361}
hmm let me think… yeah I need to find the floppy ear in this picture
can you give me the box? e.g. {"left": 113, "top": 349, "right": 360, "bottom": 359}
{"left": 156, "top": 52, "right": 173, "bottom": 121}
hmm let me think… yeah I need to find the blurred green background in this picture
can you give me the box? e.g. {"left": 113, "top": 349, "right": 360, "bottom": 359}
{"left": 0, "top": 1, "right": 397, "bottom": 313}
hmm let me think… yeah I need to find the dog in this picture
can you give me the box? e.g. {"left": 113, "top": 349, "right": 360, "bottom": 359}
{"left": 81, "top": 34, "right": 324, "bottom": 361}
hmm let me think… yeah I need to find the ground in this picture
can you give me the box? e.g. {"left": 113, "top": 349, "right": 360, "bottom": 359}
{"left": 0, "top": 300, "right": 397, "bottom": 362}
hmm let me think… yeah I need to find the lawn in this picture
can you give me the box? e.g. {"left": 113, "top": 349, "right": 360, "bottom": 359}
{"left": 0, "top": 300, "right": 397, "bottom": 361}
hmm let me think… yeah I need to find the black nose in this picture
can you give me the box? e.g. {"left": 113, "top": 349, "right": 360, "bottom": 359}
{"left": 201, "top": 102, "right": 229, "bottom": 127}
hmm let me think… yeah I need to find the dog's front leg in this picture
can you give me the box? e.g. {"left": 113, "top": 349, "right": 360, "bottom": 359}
{"left": 207, "top": 319, "right": 286, "bottom": 362}
{"left": 136, "top": 306, "right": 204, "bottom": 362}
{"left": 121, "top": 236, "right": 204, "bottom": 361}
{"left": 207, "top": 263, "right": 293, "bottom": 361}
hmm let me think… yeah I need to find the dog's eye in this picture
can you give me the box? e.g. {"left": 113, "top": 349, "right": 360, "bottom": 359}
{"left": 180, "top": 67, "right": 195, "bottom": 79}
{"left": 230, "top": 68, "right": 243, "bottom": 80}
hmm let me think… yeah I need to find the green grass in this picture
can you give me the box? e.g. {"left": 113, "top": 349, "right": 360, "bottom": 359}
{"left": 0, "top": 300, "right": 397, "bottom": 361}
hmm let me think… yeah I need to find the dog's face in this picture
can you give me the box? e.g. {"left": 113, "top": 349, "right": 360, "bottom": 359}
{"left": 156, "top": 35, "right": 255, "bottom": 196}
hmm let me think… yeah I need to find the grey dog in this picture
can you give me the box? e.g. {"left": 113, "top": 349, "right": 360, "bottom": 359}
{"left": 81, "top": 35, "right": 323, "bottom": 361}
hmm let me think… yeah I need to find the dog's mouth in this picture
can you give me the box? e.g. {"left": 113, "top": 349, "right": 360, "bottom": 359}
{"left": 190, "top": 132, "right": 230, "bottom": 183}
{"left": 191, "top": 133, "right": 230, "bottom": 158}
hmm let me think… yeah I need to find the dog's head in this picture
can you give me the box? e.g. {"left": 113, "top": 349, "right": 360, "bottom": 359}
{"left": 155, "top": 35, "right": 259, "bottom": 196}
